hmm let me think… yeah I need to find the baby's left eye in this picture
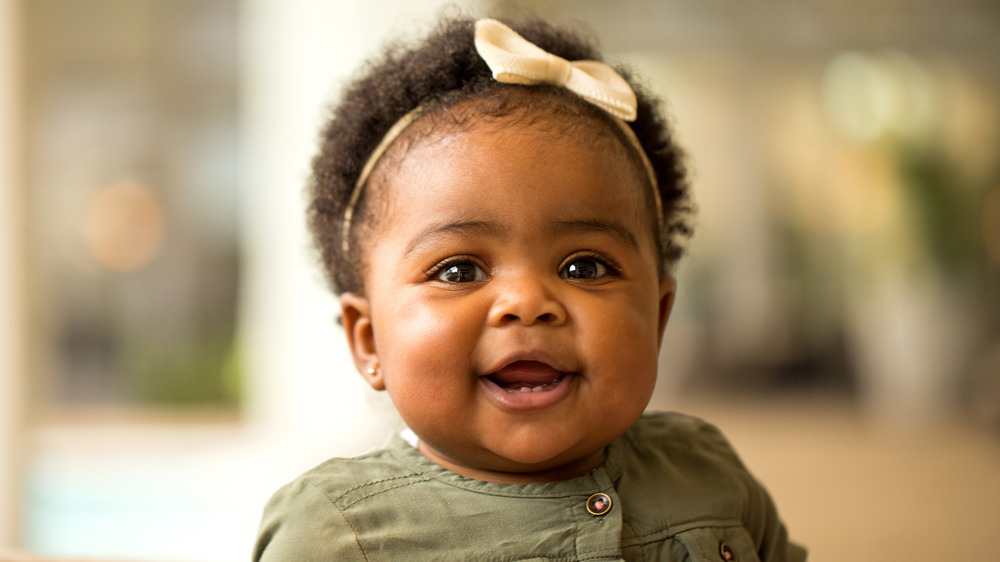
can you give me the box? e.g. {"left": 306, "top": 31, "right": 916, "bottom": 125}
{"left": 560, "top": 258, "right": 609, "bottom": 280}
{"left": 437, "top": 262, "right": 487, "bottom": 283}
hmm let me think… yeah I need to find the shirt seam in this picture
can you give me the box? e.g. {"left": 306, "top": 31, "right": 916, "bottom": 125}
{"left": 386, "top": 434, "right": 618, "bottom": 498}
{"left": 302, "top": 479, "right": 371, "bottom": 561}
{"left": 576, "top": 545, "right": 624, "bottom": 560}
{"left": 339, "top": 476, "right": 437, "bottom": 510}
{"left": 326, "top": 472, "right": 424, "bottom": 501}
{"left": 339, "top": 508, "right": 371, "bottom": 562}
{"left": 429, "top": 478, "right": 610, "bottom": 499}
{"left": 621, "top": 517, "right": 744, "bottom": 546}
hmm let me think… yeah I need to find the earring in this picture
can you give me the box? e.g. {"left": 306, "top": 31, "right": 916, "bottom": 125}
{"left": 366, "top": 363, "right": 379, "bottom": 376}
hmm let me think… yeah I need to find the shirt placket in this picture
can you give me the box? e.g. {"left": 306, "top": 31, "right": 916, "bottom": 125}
{"left": 572, "top": 466, "right": 625, "bottom": 561}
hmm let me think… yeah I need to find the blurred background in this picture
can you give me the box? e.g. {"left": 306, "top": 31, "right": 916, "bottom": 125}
{"left": 1, "top": 0, "right": 998, "bottom": 560}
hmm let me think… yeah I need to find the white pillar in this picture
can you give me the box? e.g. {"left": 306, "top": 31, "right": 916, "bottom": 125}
{"left": 0, "top": 0, "right": 25, "bottom": 548}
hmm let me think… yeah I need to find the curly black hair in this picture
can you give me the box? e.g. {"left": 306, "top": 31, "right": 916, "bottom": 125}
{"left": 308, "top": 16, "right": 693, "bottom": 295}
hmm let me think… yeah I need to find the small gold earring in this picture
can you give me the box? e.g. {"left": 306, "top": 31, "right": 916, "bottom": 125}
{"left": 367, "top": 364, "right": 378, "bottom": 376}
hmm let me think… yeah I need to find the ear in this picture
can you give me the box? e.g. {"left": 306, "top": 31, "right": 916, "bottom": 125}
{"left": 657, "top": 276, "right": 677, "bottom": 345}
{"left": 339, "top": 292, "right": 385, "bottom": 391}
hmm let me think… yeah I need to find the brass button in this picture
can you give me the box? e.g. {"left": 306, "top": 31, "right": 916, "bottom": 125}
{"left": 719, "top": 541, "right": 736, "bottom": 561}
{"left": 586, "top": 492, "right": 612, "bottom": 516}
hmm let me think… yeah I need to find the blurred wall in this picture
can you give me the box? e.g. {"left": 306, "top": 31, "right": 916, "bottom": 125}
{"left": 1, "top": 0, "right": 25, "bottom": 549}
{"left": 22, "top": 0, "right": 243, "bottom": 411}
{"left": 12, "top": 1, "right": 479, "bottom": 559}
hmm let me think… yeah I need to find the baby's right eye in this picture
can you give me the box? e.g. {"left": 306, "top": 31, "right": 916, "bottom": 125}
{"left": 434, "top": 261, "right": 487, "bottom": 284}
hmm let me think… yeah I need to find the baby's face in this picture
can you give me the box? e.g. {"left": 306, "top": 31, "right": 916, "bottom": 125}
{"left": 341, "top": 115, "right": 675, "bottom": 483}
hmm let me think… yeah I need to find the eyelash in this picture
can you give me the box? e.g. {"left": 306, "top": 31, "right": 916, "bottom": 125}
{"left": 559, "top": 251, "right": 623, "bottom": 278}
{"left": 424, "top": 255, "right": 489, "bottom": 281}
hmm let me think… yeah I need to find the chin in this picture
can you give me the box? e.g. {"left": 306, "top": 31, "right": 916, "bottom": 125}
{"left": 490, "top": 435, "right": 593, "bottom": 470}
{"left": 497, "top": 449, "right": 564, "bottom": 468}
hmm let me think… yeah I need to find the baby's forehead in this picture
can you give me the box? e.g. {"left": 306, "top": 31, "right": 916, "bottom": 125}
{"left": 369, "top": 123, "right": 643, "bottom": 225}
{"left": 373, "top": 112, "right": 653, "bottom": 228}
{"left": 374, "top": 88, "right": 645, "bottom": 188}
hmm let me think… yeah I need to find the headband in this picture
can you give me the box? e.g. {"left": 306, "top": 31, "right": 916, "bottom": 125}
{"left": 341, "top": 18, "right": 661, "bottom": 253}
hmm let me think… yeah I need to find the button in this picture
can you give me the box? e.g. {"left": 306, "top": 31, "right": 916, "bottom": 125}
{"left": 586, "top": 492, "right": 612, "bottom": 516}
{"left": 719, "top": 541, "right": 736, "bottom": 561}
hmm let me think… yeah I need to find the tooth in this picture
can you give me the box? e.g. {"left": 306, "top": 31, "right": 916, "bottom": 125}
{"left": 519, "top": 386, "right": 531, "bottom": 393}
{"left": 532, "top": 386, "right": 544, "bottom": 392}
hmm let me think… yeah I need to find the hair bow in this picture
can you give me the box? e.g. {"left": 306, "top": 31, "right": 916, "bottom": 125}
{"left": 474, "top": 18, "right": 638, "bottom": 121}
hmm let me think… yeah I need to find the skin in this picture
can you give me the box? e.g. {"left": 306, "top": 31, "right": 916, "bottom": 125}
{"left": 340, "top": 113, "right": 675, "bottom": 484}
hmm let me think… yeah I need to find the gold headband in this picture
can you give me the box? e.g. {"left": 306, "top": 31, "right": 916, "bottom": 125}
{"left": 341, "top": 18, "right": 661, "bottom": 253}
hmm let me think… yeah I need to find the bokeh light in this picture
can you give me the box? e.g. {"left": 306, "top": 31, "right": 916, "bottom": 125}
{"left": 82, "top": 180, "right": 164, "bottom": 272}
{"left": 821, "top": 50, "right": 936, "bottom": 143}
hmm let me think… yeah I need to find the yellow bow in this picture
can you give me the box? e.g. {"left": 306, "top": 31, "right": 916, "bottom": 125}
{"left": 474, "top": 19, "right": 638, "bottom": 122}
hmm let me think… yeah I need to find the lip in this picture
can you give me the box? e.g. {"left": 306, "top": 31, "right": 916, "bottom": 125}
{"left": 480, "top": 350, "right": 577, "bottom": 412}
{"left": 484, "top": 350, "right": 573, "bottom": 375}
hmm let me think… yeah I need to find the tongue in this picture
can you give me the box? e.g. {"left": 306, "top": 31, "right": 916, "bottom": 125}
{"left": 488, "top": 361, "right": 563, "bottom": 389}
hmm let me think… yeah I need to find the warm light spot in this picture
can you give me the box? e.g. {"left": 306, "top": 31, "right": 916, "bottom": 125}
{"left": 83, "top": 180, "right": 165, "bottom": 271}
{"left": 822, "top": 52, "right": 892, "bottom": 142}
{"left": 826, "top": 147, "right": 898, "bottom": 234}
{"left": 984, "top": 188, "right": 1000, "bottom": 265}
{"left": 821, "top": 50, "right": 935, "bottom": 142}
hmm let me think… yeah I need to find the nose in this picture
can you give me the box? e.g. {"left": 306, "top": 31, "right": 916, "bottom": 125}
{"left": 487, "top": 272, "right": 568, "bottom": 327}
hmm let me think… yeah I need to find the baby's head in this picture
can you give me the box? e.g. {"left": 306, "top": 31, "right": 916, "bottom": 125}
{"left": 309, "top": 17, "right": 693, "bottom": 483}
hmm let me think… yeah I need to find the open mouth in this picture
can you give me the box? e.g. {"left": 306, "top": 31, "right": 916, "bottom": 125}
{"left": 486, "top": 360, "right": 567, "bottom": 393}
{"left": 479, "top": 354, "right": 577, "bottom": 411}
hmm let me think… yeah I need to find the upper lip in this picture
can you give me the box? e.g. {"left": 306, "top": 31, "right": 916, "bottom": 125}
{"left": 483, "top": 349, "right": 573, "bottom": 376}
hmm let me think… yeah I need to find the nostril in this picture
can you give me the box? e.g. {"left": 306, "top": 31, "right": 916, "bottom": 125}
{"left": 537, "top": 312, "right": 556, "bottom": 323}
{"left": 498, "top": 312, "right": 555, "bottom": 325}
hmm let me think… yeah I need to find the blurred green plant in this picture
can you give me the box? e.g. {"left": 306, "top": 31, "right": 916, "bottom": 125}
{"left": 124, "top": 329, "right": 242, "bottom": 408}
{"left": 895, "top": 142, "right": 982, "bottom": 273}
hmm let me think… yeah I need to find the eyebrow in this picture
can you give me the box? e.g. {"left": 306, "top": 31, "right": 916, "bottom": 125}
{"left": 405, "top": 220, "right": 510, "bottom": 255}
{"left": 553, "top": 219, "right": 640, "bottom": 251}
{"left": 404, "top": 217, "right": 641, "bottom": 256}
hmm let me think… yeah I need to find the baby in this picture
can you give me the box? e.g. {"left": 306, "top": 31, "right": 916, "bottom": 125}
{"left": 254, "top": 16, "right": 806, "bottom": 561}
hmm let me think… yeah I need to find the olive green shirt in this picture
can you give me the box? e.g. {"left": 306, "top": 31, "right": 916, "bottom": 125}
{"left": 254, "top": 412, "right": 806, "bottom": 561}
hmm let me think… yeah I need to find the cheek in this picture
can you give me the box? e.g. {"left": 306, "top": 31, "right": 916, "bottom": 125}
{"left": 374, "top": 296, "right": 483, "bottom": 390}
{"left": 579, "top": 293, "right": 661, "bottom": 386}
{"left": 588, "top": 284, "right": 662, "bottom": 342}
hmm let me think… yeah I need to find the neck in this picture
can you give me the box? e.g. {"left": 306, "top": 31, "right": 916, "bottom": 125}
{"left": 416, "top": 441, "right": 607, "bottom": 484}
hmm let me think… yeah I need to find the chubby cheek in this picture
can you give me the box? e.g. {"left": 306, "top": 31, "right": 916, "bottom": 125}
{"left": 581, "top": 297, "right": 661, "bottom": 401}
{"left": 374, "top": 297, "right": 483, "bottom": 413}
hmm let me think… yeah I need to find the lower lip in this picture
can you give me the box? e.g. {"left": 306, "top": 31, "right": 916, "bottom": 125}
{"left": 479, "top": 373, "right": 576, "bottom": 412}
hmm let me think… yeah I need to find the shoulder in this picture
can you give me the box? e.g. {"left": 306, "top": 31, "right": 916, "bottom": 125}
{"left": 297, "top": 442, "right": 431, "bottom": 507}
{"left": 622, "top": 411, "right": 746, "bottom": 471}
{"left": 253, "top": 442, "right": 425, "bottom": 562}
{"left": 618, "top": 412, "right": 808, "bottom": 562}
{"left": 613, "top": 412, "right": 757, "bottom": 530}
{"left": 625, "top": 410, "right": 730, "bottom": 441}
{"left": 252, "top": 471, "right": 365, "bottom": 562}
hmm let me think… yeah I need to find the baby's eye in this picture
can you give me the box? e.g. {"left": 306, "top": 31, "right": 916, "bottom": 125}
{"left": 436, "top": 262, "right": 487, "bottom": 283}
{"left": 560, "top": 258, "right": 610, "bottom": 280}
